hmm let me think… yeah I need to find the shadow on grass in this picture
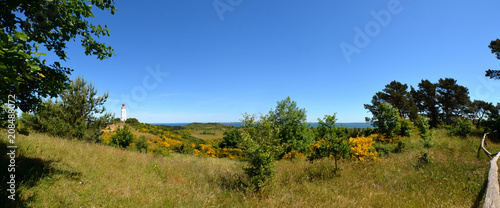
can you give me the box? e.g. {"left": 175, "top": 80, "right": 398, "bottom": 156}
{"left": 0, "top": 138, "right": 81, "bottom": 207}
{"left": 471, "top": 177, "right": 488, "bottom": 208}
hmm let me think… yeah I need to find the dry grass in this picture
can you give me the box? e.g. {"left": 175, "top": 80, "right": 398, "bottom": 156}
{"left": 0, "top": 129, "right": 496, "bottom": 207}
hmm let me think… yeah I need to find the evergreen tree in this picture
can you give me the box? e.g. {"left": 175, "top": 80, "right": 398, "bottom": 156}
{"left": 364, "top": 80, "right": 418, "bottom": 121}
{"left": 486, "top": 39, "right": 500, "bottom": 79}
{"left": 436, "top": 78, "right": 470, "bottom": 124}
{"left": 411, "top": 80, "right": 440, "bottom": 128}
{"left": 22, "top": 76, "right": 113, "bottom": 141}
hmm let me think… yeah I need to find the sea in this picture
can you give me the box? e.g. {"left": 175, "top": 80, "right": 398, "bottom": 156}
{"left": 149, "top": 122, "right": 373, "bottom": 129}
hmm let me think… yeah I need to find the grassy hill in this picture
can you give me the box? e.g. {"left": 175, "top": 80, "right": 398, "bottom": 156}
{"left": 1, "top": 129, "right": 498, "bottom": 207}
{"left": 183, "top": 122, "right": 236, "bottom": 140}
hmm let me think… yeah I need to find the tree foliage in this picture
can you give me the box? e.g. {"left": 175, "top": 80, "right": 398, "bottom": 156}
{"left": 240, "top": 113, "right": 283, "bottom": 192}
{"left": 1, "top": 0, "right": 116, "bottom": 112}
{"left": 436, "top": 78, "right": 470, "bottom": 124}
{"left": 469, "top": 100, "right": 495, "bottom": 128}
{"left": 111, "top": 125, "right": 135, "bottom": 148}
{"left": 486, "top": 39, "right": 500, "bottom": 79}
{"left": 415, "top": 115, "right": 433, "bottom": 148}
{"left": 268, "top": 97, "right": 312, "bottom": 154}
{"left": 307, "top": 114, "right": 351, "bottom": 170}
{"left": 219, "top": 129, "right": 243, "bottom": 149}
{"left": 21, "top": 76, "right": 113, "bottom": 141}
{"left": 364, "top": 80, "right": 418, "bottom": 121}
{"left": 372, "top": 102, "right": 401, "bottom": 142}
{"left": 411, "top": 80, "right": 440, "bottom": 128}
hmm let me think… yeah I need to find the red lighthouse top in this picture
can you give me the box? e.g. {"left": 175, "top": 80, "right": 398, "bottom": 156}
{"left": 122, "top": 103, "right": 125, "bottom": 106}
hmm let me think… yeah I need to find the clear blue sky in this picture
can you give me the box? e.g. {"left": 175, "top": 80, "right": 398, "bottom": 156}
{"left": 46, "top": 0, "right": 500, "bottom": 123}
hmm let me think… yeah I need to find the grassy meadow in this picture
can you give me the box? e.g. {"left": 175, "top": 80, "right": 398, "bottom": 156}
{"left": 1, "top": 129, "right": 499, "bottom": 207}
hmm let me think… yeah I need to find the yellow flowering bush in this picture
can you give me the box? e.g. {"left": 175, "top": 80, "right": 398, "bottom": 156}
{"left": 199, "top": 144, "right": 217, "bottom": 157}
{"left": 218, "top": 148, "right": 245, "bottom": 159}
{"left": 101, "top": 131, "right": 114, "bottom": 145}
{"left": 370, "top": 133, "right": 400, "bottom": 143}
{"left": 282, "top": 149, "right": 305, "bottom": 160}
{"left": 349, "top": 135, "right": 380, "bottom": 162}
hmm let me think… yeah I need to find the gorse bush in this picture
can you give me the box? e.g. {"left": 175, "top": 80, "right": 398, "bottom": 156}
{"left": 349, "top": 135, "right": 379, "bottom": 162}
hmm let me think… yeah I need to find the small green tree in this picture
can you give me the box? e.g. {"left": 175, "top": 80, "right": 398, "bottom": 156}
{"left": 241, "top": 113, "right": 283, "bottom": 192}
{"left": 307, "top": 114, "right": 351, "bottom": 170}
{"left": 111, "top": 125, "right": 135, "bottom": 148}
{"left": 373, "top": 102, "right": 401, "bottom": 142}
{"left": 415, "top": 115, "right": 433, "bottom": 148}
{"left": 268, "top": 97, "right": 312, "bottom": 154}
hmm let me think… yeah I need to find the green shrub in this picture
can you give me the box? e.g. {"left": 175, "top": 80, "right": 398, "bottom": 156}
{"left": 373, "top": 142, "right": 397, "bottom": 157}
{"left": 448, "top": 117, "right": 473, "bottom": 137}
{"left": 219, "top": 129, "right": 243, "bottom": 149}
{"left": 373, "top": 103, "right": 401, "bottom": 142}
{"left": 19, "top": 77, "right": 112, "bottom": 142}
{"left": 135, "top": 136, "right": 148, "bottom": 153}
{"left": 398, "top": 119, "right": 414, "bottom": 137}
{"left": 176, "top": 143, "right": 194, "bottom": 154}
{"left": 125, "top": 118, "right": 140, "bottom": 126}
{"left": 360, "top": 127, "right": 376, "bottom": 137}
{"left": 241, "top": 114, "right": 282, "bottom": 192}
{"left": 415, "top": 115, "right": 434, "bottom": 148}
{"left": 308, "top": 114, "right": 351, "bottom": 171}
{"left": 111, "top": 125, "right": 136, "bottom": 148}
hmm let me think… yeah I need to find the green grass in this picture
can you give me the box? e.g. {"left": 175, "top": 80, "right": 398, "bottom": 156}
{"left": 0, "top": 129, "right": 498, "bottom": 207}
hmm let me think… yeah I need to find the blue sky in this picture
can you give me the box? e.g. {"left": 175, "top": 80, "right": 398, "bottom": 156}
{"left": 46, "top": 0, "right": 500, "bottom": 123}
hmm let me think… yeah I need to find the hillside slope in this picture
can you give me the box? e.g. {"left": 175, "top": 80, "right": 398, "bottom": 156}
{"left": 0, "top": 130, "right": 496, "bottom": 207}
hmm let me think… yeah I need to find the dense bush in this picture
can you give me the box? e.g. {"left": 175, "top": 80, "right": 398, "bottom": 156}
{"left": 134, "top": 136, "right": 149, "bottom": 153}
{"left": 448, "top": 117, "right": 473, "bottom": 137}
{"left": 349, "top": 135, "right": 379, "bottom": 162}
{"left": 373, "top": 103, "right": 401, "bottom": 142}
{"left": 398, "top": 119, "right": 414, "bottom": 137}
{"left": 111, "top": 125, "right": 136, "bottom": 148}
{"left": 125, "top": 118, "right": 140, "bottom": 126}
{"left": 241, "top": 114, "right": 283, "bottom": 192}
{"left": 415, "top": 115, "right": 433, "bottom": 148}
{"left": 20, "top": 77, "right": 112, "bottom": 141}
{"left": 219, "top": 129, "right": 243, "bottom": 149}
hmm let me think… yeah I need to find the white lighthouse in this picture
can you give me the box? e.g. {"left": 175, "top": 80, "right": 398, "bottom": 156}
{"left": 121, "top": 103, "right": 126, "bottom": 122}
